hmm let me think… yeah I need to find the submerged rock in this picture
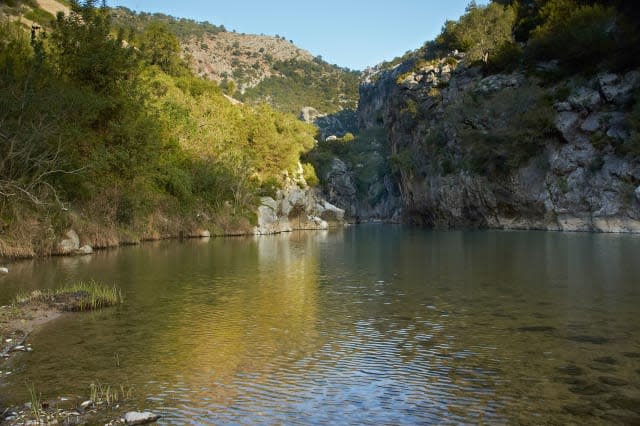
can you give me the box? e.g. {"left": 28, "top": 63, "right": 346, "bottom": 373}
{"left": 593, "top": 356, "right": 618, "bottom": 365}
{"left": 123, "top": 411, "right": 160, "bottom": 425}
{"left": 599, "top": 376, "right": 629, "bottom": 386}
{"left": 556, "top": 365, "right": 584, "bottom": 376}
{"left": 567, "top": 335, "right": 610, "bottom": 345}
{"left": 517, "top": 325, "right": 556, "bottom": 333}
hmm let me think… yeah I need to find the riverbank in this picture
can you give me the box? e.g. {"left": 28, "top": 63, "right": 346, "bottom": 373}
{"left": 1, "top": 282, "right": 122, "bottom": 360}
{"left": 0, "top": 283, "right": 129, "bottom": 424}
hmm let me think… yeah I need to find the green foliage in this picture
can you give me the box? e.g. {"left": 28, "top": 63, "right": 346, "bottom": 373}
{"left": 239, "top": 58, "right": 360, "bottom": 114}
{"left": 137, "top": 22, "right": 188, "bottom": 76}
{"left": 24, "top": 7, "right": 56, "bottom": 26}
{"left": 51, "top": 1, "right": 137, "bottom": 93}
{"left": 110, "top": 6, "right": 225, "bottom": 41}
{"left": 436, "top": 2, "right": 516, "bottom": 64}
{"left": 402, "top": 98, "right": 420, "bottom": 119}
{"left": 303, "top": 127, "right": 390, "bottom": 199}
{"left": 14, "top": 280, "right": 123, "bottom": 311}
{"left": 527, "top": 1, "right": 625, "bottom": 72}
{"left": 486, "top": 41, "right": 523, "bottom": 73}
{"left": 302, "top": 163, "right": 319, "bottom": 187}
{"left": 0, "top": 1, "right": 318, "bottom": 244}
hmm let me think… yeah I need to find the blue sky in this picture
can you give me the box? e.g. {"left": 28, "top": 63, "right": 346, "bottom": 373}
{"left": 110, "top": 0, "right": 489, "bottom": 70}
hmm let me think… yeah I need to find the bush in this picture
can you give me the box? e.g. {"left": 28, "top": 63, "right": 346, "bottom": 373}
{"left": 302, "top": 163, "right": 319, "bottom": 187}
{"left": 527, "top": 2, "right": 622, "bottom": 73}
{"left": 436, "top": 2, "right": 516, "bottom": 64}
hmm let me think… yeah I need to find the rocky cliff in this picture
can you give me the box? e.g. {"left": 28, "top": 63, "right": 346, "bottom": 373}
{"left": 254, "top": 163, "right": 345, "bottom": 235}
{"left": 354, "top": 54, "right": 640, "bottom": 232}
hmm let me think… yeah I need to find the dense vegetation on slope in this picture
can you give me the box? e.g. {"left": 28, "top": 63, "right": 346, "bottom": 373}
{"left": 110, "top": 6, "right": 225, "bottom": 40}
{"left": 0, "top": 1, "right": 316, "bottom": 257}
{"left": 239, "top": 59, "right": 360, "bottom": 114}
{"left": 109, "top": 6, "right": 360, "bottom": 115}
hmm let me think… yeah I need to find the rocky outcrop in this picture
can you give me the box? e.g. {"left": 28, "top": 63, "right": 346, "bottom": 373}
{"left": 357, "top": 52, "right": 640, "bottom": 232}
{"left": 254, "top": 164, "right": 344, "bottom": 235}
{"left": 56, "top": 230, "right": 95, "bottom": 255}
{"left": 323, "top": 158, "right": 402, "bottom": 222}
{"left": 300, "top": 107, "right": 358, "bottom": 141}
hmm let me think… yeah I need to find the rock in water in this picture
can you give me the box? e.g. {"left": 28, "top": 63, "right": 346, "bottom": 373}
{"left": 75, "top": 245, "right": 93, "bottom": 255}
{"left": 57, "top": 229, "right": 80, "bottom": 254}
{"left": 0, "top": 267, "right": 8, "bottom": 274}
{"left": 123, "top": 411, "right": 160, "bottom": 425}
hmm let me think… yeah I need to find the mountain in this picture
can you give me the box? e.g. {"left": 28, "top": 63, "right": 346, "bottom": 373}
{"left": 110, "top": 6, "right": 360, "bottom": 114}
{"left": 307, "top": 0, "right": 640, "bottom": 232}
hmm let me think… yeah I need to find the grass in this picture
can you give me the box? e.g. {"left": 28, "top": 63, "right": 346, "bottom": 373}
{"left": 89, "top": 382, "right": 134, "bottom": 405}
{"left": 14, "top": 280, "right": 123, "bottom": 312}
{"left": 27, "top": 383, "right": 42, "bottom": 422}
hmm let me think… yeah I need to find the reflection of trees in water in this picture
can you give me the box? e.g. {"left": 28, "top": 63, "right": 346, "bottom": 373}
{"left": 149, "top": 232, "right": 332, "bottom": 405}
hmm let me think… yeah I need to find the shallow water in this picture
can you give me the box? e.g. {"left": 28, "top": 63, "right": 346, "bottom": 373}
{"left": 1, "top": 226, "right": 640, "bottom": 424}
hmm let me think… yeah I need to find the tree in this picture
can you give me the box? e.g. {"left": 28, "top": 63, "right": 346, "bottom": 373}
{"left": 138, "top": 22, "right": 185, "bottom": 75}
{"left": 441, "top": 2, "right": 516, "bottom": 63}
{"left": 51, "top": 0, "right": 137, "bottom": 93}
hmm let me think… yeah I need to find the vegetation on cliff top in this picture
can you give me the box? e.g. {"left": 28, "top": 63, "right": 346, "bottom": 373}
{"left": 0, "top": 0, "right": 317, "bottom": 258}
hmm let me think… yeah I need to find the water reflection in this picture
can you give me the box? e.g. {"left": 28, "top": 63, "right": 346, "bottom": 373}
{"left": 1, "top": 228, "right": 639, "bottom": 424}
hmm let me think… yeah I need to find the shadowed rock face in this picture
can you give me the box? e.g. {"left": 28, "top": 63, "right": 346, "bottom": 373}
{"left": 354, "top": 54, "right": 640, "bottom": 232}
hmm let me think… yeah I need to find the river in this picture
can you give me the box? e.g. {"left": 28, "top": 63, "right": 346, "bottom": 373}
{"left": 1, "top": 226, "right": 640, "bottom": 424}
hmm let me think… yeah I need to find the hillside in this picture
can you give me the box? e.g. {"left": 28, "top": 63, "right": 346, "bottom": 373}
{"left": 2, "top": 1, "right": 359, "bottom": 115}
{"left": 110, "top": 6, "right": 359, "bottom": 114}
{"left": 0, "top": 1, "right": 347, "bottom": 259}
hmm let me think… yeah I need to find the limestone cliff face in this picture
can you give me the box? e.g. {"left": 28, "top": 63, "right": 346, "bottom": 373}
{"left": 356, "top": 55, "right": 640, "bottom": 233}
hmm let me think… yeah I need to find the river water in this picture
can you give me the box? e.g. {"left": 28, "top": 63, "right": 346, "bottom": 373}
{"left": 1, "top": 226, "right": 639, "bottom": 424}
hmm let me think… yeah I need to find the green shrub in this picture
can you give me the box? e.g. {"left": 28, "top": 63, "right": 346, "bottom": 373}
{"left": 24, "top": 7, "right": 56, "bottom": 25}
{"left": 527, "top": 2, "right": 621, "bottom": 73}
{"left": 302, "top": 163, "right": 320, "bottom": 186}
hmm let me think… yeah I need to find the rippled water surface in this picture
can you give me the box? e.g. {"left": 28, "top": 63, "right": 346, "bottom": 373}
{"left": 1, "top": 227, "right": 640, "bottom": 424}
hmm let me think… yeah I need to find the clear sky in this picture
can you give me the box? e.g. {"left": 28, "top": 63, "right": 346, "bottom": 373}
{"left": 110, "top": 0, "right": 489, "bottom": 70}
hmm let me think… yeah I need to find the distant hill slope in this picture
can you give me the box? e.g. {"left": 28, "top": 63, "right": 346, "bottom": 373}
{"left": 2, "top": 1, "right": 359, "bottom": 115}
{"left": 110, "top": 6, "right": 359, "bottom": 114}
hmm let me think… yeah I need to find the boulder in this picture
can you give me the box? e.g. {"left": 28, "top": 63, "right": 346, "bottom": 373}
{"left": 57, "top": 230, "right": 80, "bottom": 254}
{"left": 554, "top": 112, "right": 581, "bottom": 140}
{"left": 553, "top": 101, "right": 572, "bottom": 112}
{"left": 568, "top": 87, "right": 602, "bottom": 112}
{"left": 123, "top": 411, "right": 160, "bottom": 425}
{"left": 75, "top": 245, "right": 93, "bottom": 255}
{"left": 188, "top": 229, "right": 211, "bottom": 238}
{"left": 599, "top": 70, "right": 640, "bottom": 105}
{"left": 580, "top": 113, "right": 606, "bottom": 133}
{"left": 476, "top": 73, "right": 524, "bottom": 94}
{"left": 299, "top": 106, "right": 322, "bottom": 124}
{"left": 319, "top": 201, "right": 345, "bottom": 222}
{"left": 254, "top": 197, "right": 289, "bottom": 235}
{"left": 0, "top": 267, "right": 8, "bottom": 274}
{"left": 606, "top": 113, "right": 629, "bottom": 140}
